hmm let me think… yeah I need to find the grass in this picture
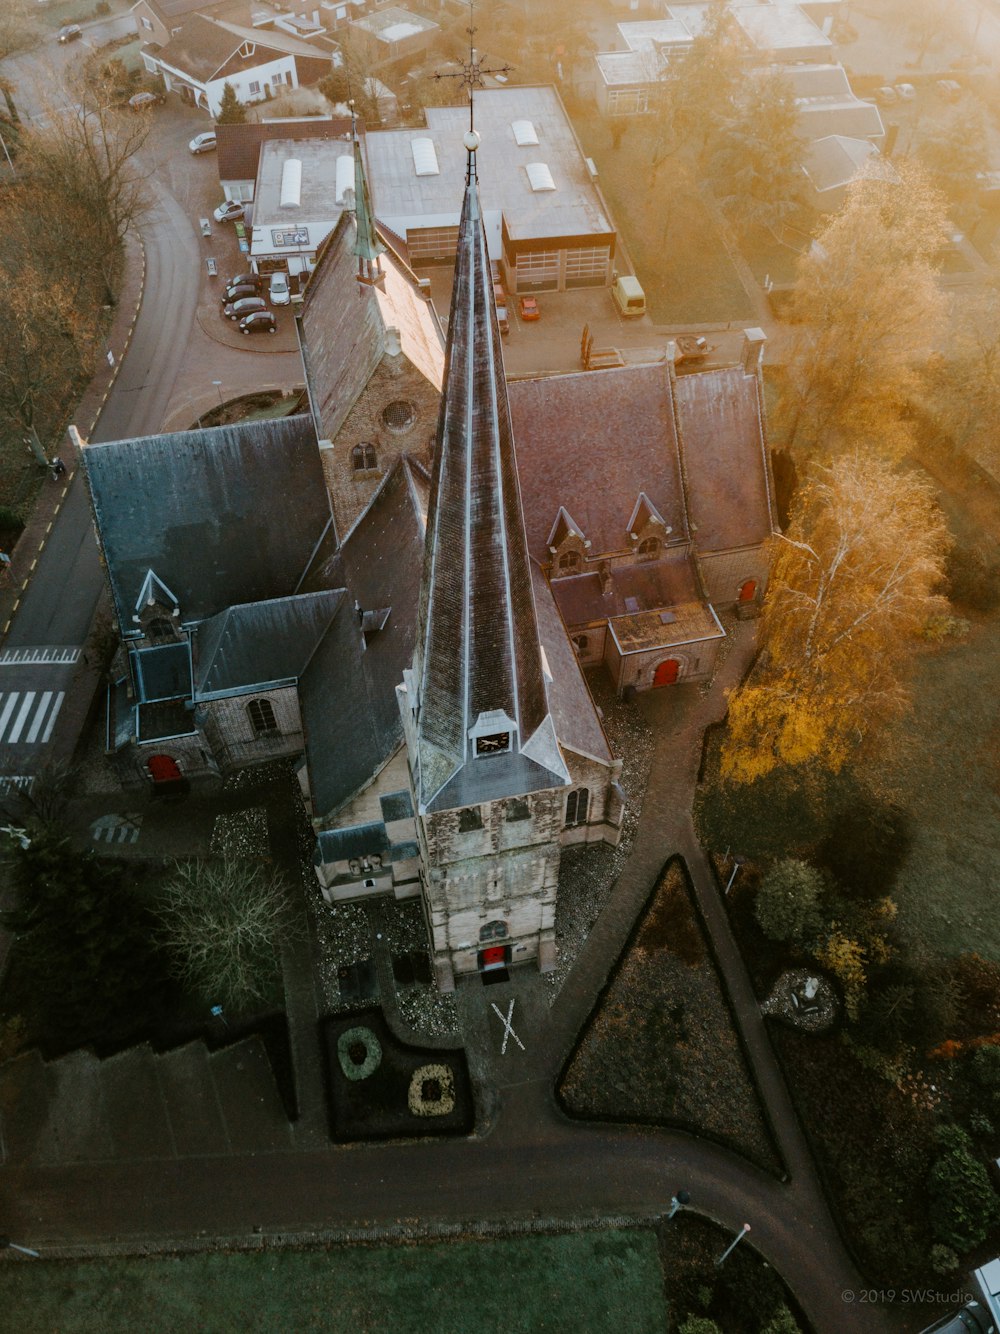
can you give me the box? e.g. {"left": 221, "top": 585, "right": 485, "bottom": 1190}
{"left": 573, "top": 112, "right": 755, "bottom": 325}
{"left": 0, "top": 1230, "right": 668, "bottom": 1334}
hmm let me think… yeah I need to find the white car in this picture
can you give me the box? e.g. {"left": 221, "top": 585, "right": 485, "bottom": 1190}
{"left": 269, "top": 272, "right": 291, "bottom": 306}
{"left": 188, "top": 131, "right": 217, "bottom": 155}
{"left": 213, "top": 199, "right": 245, "bottom": 223}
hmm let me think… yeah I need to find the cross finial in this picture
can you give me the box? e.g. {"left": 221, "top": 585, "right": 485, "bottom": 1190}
{"left": 433, "top": 0, "right": 512, "bottom": 145}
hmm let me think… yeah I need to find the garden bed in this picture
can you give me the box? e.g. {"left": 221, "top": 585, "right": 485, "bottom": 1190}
{"left": 322, "top": 1007, "right": 472, "bottom": 1142}
{"left": 558, "top": 858, "right": 781, "bottom": 1175}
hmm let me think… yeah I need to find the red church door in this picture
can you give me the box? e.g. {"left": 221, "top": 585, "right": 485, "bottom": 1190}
{"left": 147, "top": 754, "right": 181, "bottom": 783}
{"left": 738, "top": 579, "right": 757, "bottom": 603}
{"left": 479, "top": 945, "right": 509, "bottom": 971}
{"left": 653, "top": 659, "right": 680, "bottom": 687}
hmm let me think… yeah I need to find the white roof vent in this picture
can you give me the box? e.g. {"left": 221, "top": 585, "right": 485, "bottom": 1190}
{"left": 279, "top": 158, "right": 302, "bottom": 208}
{"left": 511, "top": 119, "right": 539, "bottom": 146}
{"left": 335, "top": 153, "right": 354, "bottom": 207}
{"left": 525, "top": 162, "right": 556, "bottom": 192}
{"left": 411, "top": 137, "right": 440, "bottom": 177}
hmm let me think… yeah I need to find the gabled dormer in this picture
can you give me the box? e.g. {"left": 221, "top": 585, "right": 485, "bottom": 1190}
{"left": 546, "top": 506, "right": 590, "bottom": 577}
{"left": 131, "top": 568, "right": 182, "bottom": 642}
{"left": 626, "top": 492, "right": 672, "bottom": 562}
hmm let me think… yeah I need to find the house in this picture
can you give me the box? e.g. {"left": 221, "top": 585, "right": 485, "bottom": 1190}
{"left": 347, "top": 5, "right": 439, "bottom": 70}
{"left": 364, "top": 86, "right": 617, "bottom": 293}
{"left": 249, "top": 137, "right": 361, "bottom": 278}
{"left": 800, "top": 135, "right": 895, "bottom": 211}
{"left": 141, "top": 13, "right": 336, "bottom": 115}
{"left": 729, "top": 3, "right": 832, "bottom": 62}
{"left": 779, "top": 63, "right": 885, "bottom": 145}
{"left": 131, "top": 0, "right": 210, "bottom": 50}
{"left": 216, "top": 115, "right": 354, "bottom": 205}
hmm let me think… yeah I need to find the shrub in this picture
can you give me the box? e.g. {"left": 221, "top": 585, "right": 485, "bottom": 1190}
{"left": 754, "top": 859, "right": 824, "bottom": 943}
{"left": 969, "top": 1112, "right": 995, "bottom": 1139}
{"left": 927, "top": 1123, "right": 1000, "bottom": 1253}
{"left": 679, "top": 1319, "right": 723, "bottom": 1334}
{"left": 971, "top": 1044, "right": 1000, "bottom": 1091}
{"left": 762, "top": 1308, "right": 803, "bottom": 1334}
{"left": 946, "top": 542, "right": 1000, "bottom": 612}
{"left": 929, "top": 1243, "right": 959, "bottom": 1276}
{"left": 953, "top": 954, "right": 1000, "bottom": 1038}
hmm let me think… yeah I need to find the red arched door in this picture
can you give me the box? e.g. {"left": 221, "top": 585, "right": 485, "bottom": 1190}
{"left": 653, "top": 659, "right": 680, "bottom": 687}
{"left": 147, "top": 754, "right": 181, "bottom": 784}
{"left": 738, "top": 578, "right": 757, "bottom": 603}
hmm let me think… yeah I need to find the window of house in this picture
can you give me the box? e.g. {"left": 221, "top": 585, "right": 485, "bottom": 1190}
{"left": 141, "top": 15, "right": 152, "bottom": 29}
{"left": 557, "top": 550, "right": 581, "bottom": 574}
{"left": 382, "top": 400, "right": 416, "bottom": 432}
{"left": 565, "top": 787, "right": 590, "bottom": 827}
{"left": 271, "top": 72, "right": 283, "bottom": 86}
{"left": 506, "top": 798, "right": 530, "bottom": 822}
{"left": 480, "top": 919, "right": 508, "bottom": 941}
{"left": 249, "top": 80, "right": 261, "bottom": 96}
{"left": 458, "top": 807, "right": 483, "bottom": 832}
{"left": 146, "top": 617, "right": 174, "bottom": 642}
{"left": 637, "top": 537, "right": 660, "bottom": 561}
{"left": 247, "top": 698, "right": 277, "bottom": 734}
{"left": 352, "top": 442, "right": 377, "bottom": 471}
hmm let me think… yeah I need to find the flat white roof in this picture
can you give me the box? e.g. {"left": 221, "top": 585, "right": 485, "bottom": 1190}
{"left": 731, "top": 3, "right": 831, "bottom": 51}
{"left": 254, "top": 137, "right": 354, "bottom": 226}
{"left": 595, "top": 49, "right": 662, "bottom": 87}
{"left": 617, "top": 18, "right": 694, "bottom": 52}
{"left": 350, "top": 5, "right": 438, "bottom": 42}
{"left": 364, "top": 87, "right": 614, "bottom": 244}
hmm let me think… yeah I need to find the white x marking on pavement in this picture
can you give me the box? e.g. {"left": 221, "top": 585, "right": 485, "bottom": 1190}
{"left": 491, "top": 999, "right": 525, "bottom": 1054}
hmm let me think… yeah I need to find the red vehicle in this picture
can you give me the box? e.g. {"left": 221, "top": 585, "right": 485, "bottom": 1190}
{"left": 519, "top": 295, "right": 540, "bottom": 322}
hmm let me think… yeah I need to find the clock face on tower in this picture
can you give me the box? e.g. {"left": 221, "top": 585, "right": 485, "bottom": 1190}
{"left": 475, "top": 732, "right": 510, "bottom": 756}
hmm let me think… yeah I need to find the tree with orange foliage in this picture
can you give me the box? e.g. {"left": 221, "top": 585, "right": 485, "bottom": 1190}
{"left": 721, "top": 453, "right": 950, "bottom": 783}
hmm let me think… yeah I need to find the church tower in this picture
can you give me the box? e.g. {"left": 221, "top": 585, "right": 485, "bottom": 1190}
{"left": 399, "top": 130, "right": 570, "bottom": 992}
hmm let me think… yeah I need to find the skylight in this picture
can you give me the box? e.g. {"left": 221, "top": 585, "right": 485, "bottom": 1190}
{"left": 511, "top": 119, "right": 539, "bottom": 146}
{"left": 279, "top": 158, "right": 302, "bottom": 208}
{"left": 525, "top": 162, "right": 556, "bottom": 193}
{"left": 411, "top": 137, "right": 440, "bottom": 177}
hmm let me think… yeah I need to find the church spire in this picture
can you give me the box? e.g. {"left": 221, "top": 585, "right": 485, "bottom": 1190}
{"left": 349, "top": 100, "right": 384, "bottom": 288}
{"left": 412, "top": 131, "right": 568, "bottom": 814}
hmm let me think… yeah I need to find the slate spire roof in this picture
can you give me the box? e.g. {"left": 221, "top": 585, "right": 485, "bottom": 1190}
{"left": 350, "top": 103, "right": 385, "bottom": 285}
{"left": 413, "top": 133, "right": 568, "bottom": 814}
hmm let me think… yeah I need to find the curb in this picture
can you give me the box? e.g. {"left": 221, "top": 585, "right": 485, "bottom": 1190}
{"left": 195, "top": 304, "right": 299, "bottom": 355}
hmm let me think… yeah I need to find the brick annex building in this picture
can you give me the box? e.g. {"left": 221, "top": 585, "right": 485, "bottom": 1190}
{"left": 82, "top": 123, "right": 776, "bottom": 990}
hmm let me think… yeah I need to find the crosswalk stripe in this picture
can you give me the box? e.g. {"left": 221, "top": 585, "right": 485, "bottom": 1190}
{"left": 25, "top": 692, "right": 53, "bottom": 744}
{"left": 0, "top": 694, "right": 17, "bottom": 737}
{"left": 7, "top": 693, "right": 36, "bottom": 743}
{"left": 0, "top": 647, "right": 80, "bottom": 666}
{"left": 41, "top": 692, "right": 65, "bottom": 743}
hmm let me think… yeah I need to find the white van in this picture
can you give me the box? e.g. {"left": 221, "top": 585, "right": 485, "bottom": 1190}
{"left": 611, "top": 275, "right": 646, "bottom": 318}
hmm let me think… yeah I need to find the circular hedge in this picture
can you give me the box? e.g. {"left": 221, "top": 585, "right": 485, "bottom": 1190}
{"left": 336, "top": 1026, "right": 382, "bottom": 1081}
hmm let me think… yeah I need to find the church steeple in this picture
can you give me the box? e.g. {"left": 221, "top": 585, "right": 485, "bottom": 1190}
{"left": 349, "top": 100, "right": 384, "bottom": 288}
{"left": 412, "top": 131, "right": 568, "bottom": 814}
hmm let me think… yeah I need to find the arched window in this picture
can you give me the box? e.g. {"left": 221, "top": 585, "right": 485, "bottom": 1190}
{"left": 146, "top": 617, "right": 174, "bottom": 642}
{"left": 565, "top": 787, "right": 589, "bottom": 827}
{"left": 480, "top": 919, "right": 508, "bottom": 942}
{"left": 458, "top": 806, "right": 483, "bottom": 832}
{"left": 352, "top": 443, "right": 377, "bottom": 471}
{"left": 247, "top": 698, "right": 277, "bottom": 734}
{"left": 382, "top": 400, "right": 416, "bottom": 432}
{"left": 557, "top": 549, "right": 581, "bottom": 574}
{"left": 573, "top": 635, "right": 588, "bottom": 655}
{"left": 637, "top": 537, "right": 660, "bottom": 561}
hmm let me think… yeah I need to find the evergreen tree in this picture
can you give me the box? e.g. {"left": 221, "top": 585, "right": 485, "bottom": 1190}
{"left": 216, "top": 81, "right": 247, "bottom": 124}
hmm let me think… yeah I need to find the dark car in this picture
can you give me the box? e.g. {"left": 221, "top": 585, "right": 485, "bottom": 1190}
{"left": 221, "top": 282, "right": 260, "bottom": 306}
{"left": 239, "top": 311, "right": 277, "bottom": 336}
{"left": 226, "top": 272, "right": 261, "bottom": 292}
{"left": 223, "top": 296, "right": 267, "bottom": 322}
{"left": 919, "top": 1301, "right": 995, "bottom": 1334}
{"left": 58, "top": 24, "right": 83, "bottom": 43}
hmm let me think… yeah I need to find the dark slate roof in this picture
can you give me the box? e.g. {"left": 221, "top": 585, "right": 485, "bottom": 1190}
{"left": 315, "top": 822, "right": 389, "bottom": 863}
{"left": 130, "top": 641, "right": 193, "bottom": 703}
{"left": 154, "top": 14, "right": 243, "bottom": 80}
{"left": 300, "top": 456, "right": 426, "bottom": 819}
{"left": 508, "top": 363, "right": 690, "bottom": 563}
{"left": 193, "top": 591, "right": 342, "bottom": 696}
{"left": 672, "top": 367, "right": 776, "bottom": 551}
{"left": 216, "top": 117, "right": 353, "bottom": 183}
{"left": 146, "top": 0, "right": 207, "bottom": 20}
{"left": 531, "top": 565, "right": 612, "bottom": 765}
{"left": 550, "top": 551, "right": 700, "bottom": 627}
{"left": 298, "top": 212, "right": 444, "bottom": 448}
{"left": 413, "top": 147, "right": 567, "bottom": 815}
{"left": 84, "top": 416, "right": 332, "bottom": 628}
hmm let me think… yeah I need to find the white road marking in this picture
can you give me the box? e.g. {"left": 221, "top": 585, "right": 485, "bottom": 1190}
{"left": 41, "top": 693, "right": 65, "bottom": 743}
{"left": 6, "top": 694, "right": 35, "bottom": 744}
{"left": 25, "top": 692, "right": 53, "bottom": 744}
{"left": 491, "top": 999, "right": 525, "bottom": 1055}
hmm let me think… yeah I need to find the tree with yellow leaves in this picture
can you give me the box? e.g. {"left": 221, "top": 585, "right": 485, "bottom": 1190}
{"left": 776, "top": 158, "right": 949, "bottom": 459}
{"left": 721, "top": 453, "right": 950, "bottom": 783}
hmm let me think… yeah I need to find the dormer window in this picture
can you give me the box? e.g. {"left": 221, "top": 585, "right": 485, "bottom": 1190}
{"left": 637, "top": 537, "right": 660, "bottom": 561}
{"left": 557, "top": 550, "right": 582, "bottom": 574}
{"left": 146, "top": 617, "right": 175, "bottom": 643}
{"left": 476, "top": 732, "right": 510, "bottom": 756}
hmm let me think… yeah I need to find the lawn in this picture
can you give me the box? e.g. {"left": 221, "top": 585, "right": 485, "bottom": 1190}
{"left": 0, "top": 1230, "right": 668, "bottom": 1334}
{"left": 573, "top": 112, "right": 755, "bottom": 326}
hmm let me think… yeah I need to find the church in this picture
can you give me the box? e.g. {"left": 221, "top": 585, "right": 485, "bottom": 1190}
{"left": 81, "top": 118, "right": 776, "bottom": 990}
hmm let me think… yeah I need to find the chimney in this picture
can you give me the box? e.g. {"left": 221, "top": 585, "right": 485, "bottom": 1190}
{"left": 599, "top": 562, "right": 613, "bottom": 596}
{"left": 741, "top": 328, "right": 766, "bottom": 375}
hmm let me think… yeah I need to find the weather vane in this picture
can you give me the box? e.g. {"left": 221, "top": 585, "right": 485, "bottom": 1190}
{"left": 433, "top": 1, "right": 513, "bottom": 134}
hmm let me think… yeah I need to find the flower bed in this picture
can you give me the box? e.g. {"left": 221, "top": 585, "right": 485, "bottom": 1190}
{"left": 558, "top": 858, "right": 782, "bottom": 1174}
{"left": 323, "top": 1008, "right": 473, "bottom": 1142}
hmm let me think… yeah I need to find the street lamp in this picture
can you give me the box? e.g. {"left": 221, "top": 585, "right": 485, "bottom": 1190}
{"left": 0, "top": 1235, "right": 39, "bottom": 1258}
{"left": 666, "top": 1188, "right": 690, "bottom": 1221}
{"left": 212, "top": 380, "right": 224, "bottom": 411}
{"left": 724, "top": 856, "right": 745, "bottom": 896}
{"left": 714, "top": 1222, "right": 750, "bottom": 1268}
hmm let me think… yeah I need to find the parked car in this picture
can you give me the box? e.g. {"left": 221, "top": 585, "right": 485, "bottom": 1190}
{"left": 519, "top": 295, "right": 540, "bottom": 322}
{"left": 918, "top": 1300, "right": 994, "bottom": 1334}
{"left": 188, "top": 131, "right": 217, "bottom": 155}
{"left": 127, "top": 91, "right": 164, "bottom": 110}
{"left": 895, "top": 82, "right": 917, "bottom": 100}
{"left": 226, "top": 272, "right": 261, "bottom": 292}
{"left": 239, "top": 311, "right": 277, "bottom": 336}
{"left": 221, "top": 282, "right": 260, "bottom": 306}
{"left": 937, "top": 79, "right": 962, "bottom": 102}
{"left": 874, "top": 85, "right": 898, "bottom": 106}
{"left": 213, "top": 200, "right": 245, "bottom": 223}
{"left": 58, "top": 24, "right": 82, "bottom": 42}
{"left": 268, "top": 271, "right": 291, "bottom": 306}
{"left": 223, "top": 296, "right": 267, "bottom": 322}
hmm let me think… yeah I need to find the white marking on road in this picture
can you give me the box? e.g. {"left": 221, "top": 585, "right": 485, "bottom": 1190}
{"left": 491, "top": 999, "right": 525, "bottom": 1055}
{"left": 6, "top": 693, "right": 34, "bottom": 743}
{"left": 0, "top": 646, "right": 80, "bottom": 666}
{"left": 25, "top": 692, "right": 53, "bottom": 744}
{"left": 0, "top": 694, "right": 17, "bottom": 737}
{"left": 0, "top": 777, "right": 33, "bottom": 794}
{"left": 41, "top": 692, "right": 65, "bottom": 743}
